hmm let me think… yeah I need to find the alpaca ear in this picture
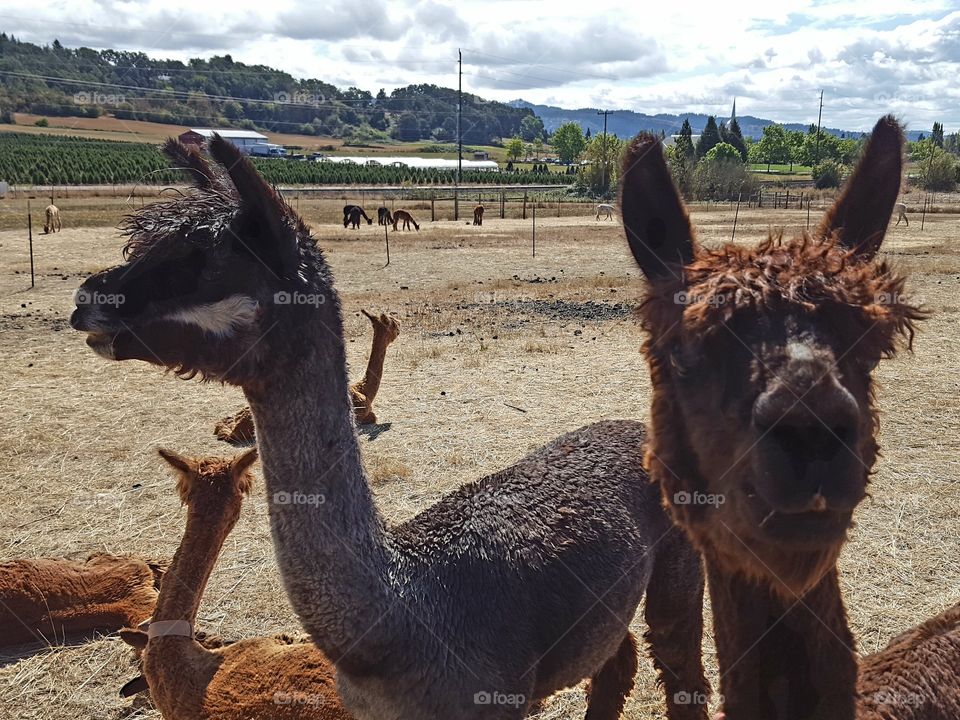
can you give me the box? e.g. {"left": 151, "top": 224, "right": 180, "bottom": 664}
{"left": 207, "top": 135, "right": 300, "bottom": 277}
{"left": 162, "top": 138, "right": 217, "bottom": 189}
{"left": 157, "top": 448, "right": 196, "bottom": 475}
{"left": 816, "top": 115, "right": 903, "bottom": 261}
{"left": 120, "top": 675, "right": 149, "bottom": 697}
{"left": 232, "top": 447, "right": 258, "bottom": 478}
{"left": 119, "top": 628, "right": 148, "bottom": 651}
{"left": 619, "top": 134, "right": 695, "bottom": 283}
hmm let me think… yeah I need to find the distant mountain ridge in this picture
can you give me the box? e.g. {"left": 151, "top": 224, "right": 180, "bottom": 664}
{"left": 509, "top": 100, "right": 925, "bottom": 142}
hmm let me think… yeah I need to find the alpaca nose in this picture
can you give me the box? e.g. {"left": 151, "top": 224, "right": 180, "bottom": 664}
{"left": 752, "top": 371, "right": 863, "bottom": 513}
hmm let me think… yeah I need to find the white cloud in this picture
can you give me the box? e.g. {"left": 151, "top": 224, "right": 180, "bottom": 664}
{"left": 0, "top": 0, "right": 957, "bottom": 130}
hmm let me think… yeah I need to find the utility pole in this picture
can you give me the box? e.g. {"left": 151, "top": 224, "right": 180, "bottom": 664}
{"left": 814, "top": 89, "right": 824, "bottom": 164}
{"left": 456, "top": 49, "right": 462, "bottom": 221}
{"left": 597, "top": 109, "right": 611, "bottom": 193}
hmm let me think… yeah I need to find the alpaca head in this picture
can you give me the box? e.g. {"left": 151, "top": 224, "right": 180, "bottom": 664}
{"left": 157, "top": 447, "right": 257, "bottom": 515}
{"left": 362, "top": 309, "right": 401, "bottom": 344}
{"left": 621, "top": 116, "right": 924, "bottom": 595}
{"left": 70, "top": 137, "right": 334, "bottom": 386}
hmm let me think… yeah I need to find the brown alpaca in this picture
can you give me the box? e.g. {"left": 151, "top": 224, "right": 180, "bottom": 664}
{"left": 44, "top": 203, "right": 62, "bottom": 233}
{"left": 214, "top": 308, "right": 400, "bottom": 443}
{"left": 856, "top": 600, "right": 960, "bottom": 719}
{"left": 620, "top": 116, "right": 924, "bottom": 720}
{"left": 392, "top": 208, "right": 419, "bottom": 231}
{"left": 72, "top": 136, "right": 711, "bottom": 720}
{"left": 0, "top": 553, "right": 161, "bottom": 647}
{"left": 473, "top": 204, "right": 484, "bottom": 225}
{"left": 118, "top": 447, "right": 352, "bottom": 719}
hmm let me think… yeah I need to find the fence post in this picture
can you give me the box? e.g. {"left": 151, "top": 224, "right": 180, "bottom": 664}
{"left": 431, "top": 195, "right": 435, "bottom": 222}
{"left": 557, "top": 198, "right": 561, "bottom": 218}
{"left": 522, "top": 191, "right": 528, "bottom": 220}
{"left": 758, "top": 188, "right": 763, "bottom": 208}
{"left": 532, "top": 203, "right": 536, "bottom": 257}
{"left": 731, "top": 192, "right": 742, "bottom": 241}
{"left": 921, "top": 195, "right": 928, "bottom": 231}
{"left": 454, "top": 187, "right": 459, "bottom": 222}
{"left": 785, "top": 190, "right": 789, "bottom": 209}
{"left": 27, "top": 199, "right": 35, "bottom": 288}
{"left": 500, "top": 191, "right": 505, "bottom": 219}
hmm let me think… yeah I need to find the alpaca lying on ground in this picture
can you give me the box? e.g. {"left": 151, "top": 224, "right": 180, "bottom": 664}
{"left": 71, "top": 135, "right": 711, "bottom": 720}
{"left": 44, "top": 204, "right": 62, "bottom": 233}
{"left": 119, "top": 447, "right": 352, "bottom": 719}
{"left": 0, "top": 553, "right": 162, "bottom": 647}
{"left": 214, "top": 309, "right": 400, "bottom": 444}
{"left": 620, "top": 116, "right": 925, "bottom": 720}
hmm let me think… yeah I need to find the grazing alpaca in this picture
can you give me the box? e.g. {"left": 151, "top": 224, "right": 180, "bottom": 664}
{"left": 894, "top": 202, "right": 908, "bottom": 226}
{"left": 473, "top": 204, "right": 484, "bottom": 225}
{"left": 119, "top": 447, "right": 353, "bottom": 720}
{"left": 343, "top": 205, "right": 372, "bottom": 229}
{"left": 596, "top": 203, "right": 614, "bottom": 220}
{"left": 214, "top": 308, "right": 400, "bottom": 443}
{"left": 44, "top": 203, "right": 62, "bottom": 233}
{"left": 619, "top": 116, "right": 924, "bottom": 720}
{"left": 0, "top": 553, "right": 162, "bottom": 647}
{"left": 71, "top": 136, "right": 711, "bottom": 720}
{"left": 377, "top": 207, "right": 393, "bottom": 226}
{"left": 392, "top": 208, "right": 419, "bottom": 231}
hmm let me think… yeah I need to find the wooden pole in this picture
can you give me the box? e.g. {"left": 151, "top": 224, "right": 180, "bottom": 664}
{"left": 431, "top": 196, "right": 435, "bottom": 222}
{"left": 921, "top": 195, "right": 928, "bottom": 231}
{"left": 383, "top": 218, "right": 390, "bottom": 267}
{"left": 731, "top": 192, "right": 742, "bottom": 241}
{"left": 806, "top": 197, "right": 811, "bottom": 229}
{"left": 532, "top": 203, "right": 536, "bottom": 257}
{"left": 522, "top": 191, "right": 527, "bottom": 220}
{"left": 500, "top": 191, "right": 505, "bottom": 219}
{"left": 557, "top": 198, "right": 561, "bottom": 218}
{"left": 27, "top": 200, "right": 35, "bottom": 288}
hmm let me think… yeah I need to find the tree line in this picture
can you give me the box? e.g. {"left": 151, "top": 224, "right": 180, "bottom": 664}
{"left": 0, "top": 35, "right": 538, "bottom": 146}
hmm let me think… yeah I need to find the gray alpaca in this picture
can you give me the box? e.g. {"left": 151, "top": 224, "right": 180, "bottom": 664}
{"left": 70, "top": 137, "right": 709, "bottom": 720}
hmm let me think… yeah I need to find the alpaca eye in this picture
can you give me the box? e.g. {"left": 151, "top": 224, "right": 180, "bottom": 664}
{"left": 670, "top": 346, "right": 691, "bottom": 378}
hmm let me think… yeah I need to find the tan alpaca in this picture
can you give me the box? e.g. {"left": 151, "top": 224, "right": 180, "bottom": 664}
{"left": 120, "top": 447, "right": 352, "bottom": 720}
{"left": 0, "top": 553, "right": 161, "bottom": 647}
{"left": 894, "top": 201, "right": 909, "bottom": 226}
{"left": 214, "top": 309, "right": 400, "bottom": 443}
{"left": 391, "top": 209, "right": 419, "bottom": 231}
{"left": 44, "top": 204, "right": 62, "bottom": 233}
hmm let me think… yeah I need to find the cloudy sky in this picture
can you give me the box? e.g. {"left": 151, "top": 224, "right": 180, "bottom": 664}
{"left": 2, "top": 0, "right": 959, "bottom": 131}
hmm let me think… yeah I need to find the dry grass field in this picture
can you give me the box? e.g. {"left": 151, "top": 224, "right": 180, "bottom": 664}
{"left": 0, "top": 202, "right": 957, "bottom": 719}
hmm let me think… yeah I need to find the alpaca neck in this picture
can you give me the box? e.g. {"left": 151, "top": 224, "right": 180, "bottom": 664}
{"left": 352, "top": 329, "right": 392, "bottom": 402}
{"left": 152, "top": 501, "right": 240, "bottom": 624}
{"left": 244, "top": 299, "right": 396, "bottom": 671}
{"left": 707, "top": 561, "right": 857, "bottom": 720}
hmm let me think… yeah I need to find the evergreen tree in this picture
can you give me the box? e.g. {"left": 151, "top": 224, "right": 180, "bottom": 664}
{"left": 722, "top": 117, "right": 748, "bottom": 162}
{"left": 932, "top": 122, "right": 944, "bottom": 148}
{"left": 585, "top": 127, "right": 592, "bottom": 140}
{"left": 675, "top": 118, "right": 695, "bottom": 162}
{"left": 695, "top": 116, "right": 721, "bottom": 158}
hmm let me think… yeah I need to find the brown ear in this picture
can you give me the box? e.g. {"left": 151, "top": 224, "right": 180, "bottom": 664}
{"left": 157, "top": 448, "right": 196, "bottom": 475}
{"left": 232, "top": 446, "right": 258, "bottom": 483}
{"left": 162, "top": 138, "right": 217, "bottom": 189}
{"left": 619, "top": 134, "right": 695, "bottom": 283}
{"left": 816, "top": 115, "right": 903, "bottom": 260}
{"left": 119, "top": 628, "right": 148, "bottom": 651}
{"left": 207, "top": 135, "right": 299, "bottom": 276}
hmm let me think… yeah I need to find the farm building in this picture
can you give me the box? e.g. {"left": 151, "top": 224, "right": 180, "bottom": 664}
{"left": 319, "top": 156, "right": 499, "bottom": 172}
{"left": 178, "top": 128, "right": 270, "bottom": 154}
